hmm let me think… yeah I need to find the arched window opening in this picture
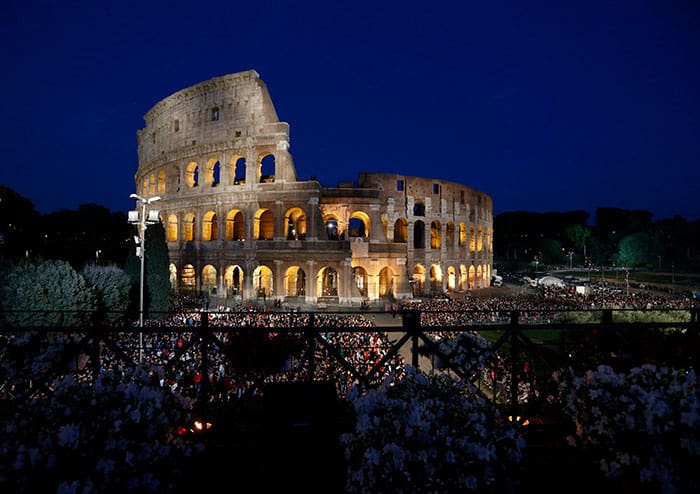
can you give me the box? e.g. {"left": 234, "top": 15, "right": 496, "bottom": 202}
{"left": 325, "top": 217, "right": 340, "bottom": 240}
{"left": 167, "top": 214, "right": 178, "bottom": 242}
{"left": 141, "top": 178, "right": 148, "bottom": 197}
{"left": 413, "top": 220, "right": 425, "bottom": 248}
{"left": 353, "top": 267, "right": 368, "bottom": 297}
{"left": 378, "top": 267, "right": 394, "bottom": 298}
{"left": 157, "top": 169, "right": 166, "bottom": 195}
{"left": 226, "top": 210, "right": 245, "bottom": 241}
{"left": 468, "top": 265, "right": 476, "bottom": 289}
{"left": 185, "top": 162, "right": 199, "bottom": 188}
{"left": 231, "top": 156, "right": 246, "bottom": 185}
{"left": 285, "top": 207, "right": 307, "bottom": 240}
{"left": 447, "top": 266, "right": 456, "bottom": 291}
{"left": 259, "top": 153, "right": 275, "bottom": 183}
{"left": 469, "top": 226, "right": 476, "bottom": 252}
{"left": 459, "top": 222, "right": 467, "bottom": 246}
{"left": 477, "top": 226, "right": 483, "bottom": 252}
{"left": 254, "top": 209, "right": 274, "bottom": 240}
{"left": 348, "top": 216, "right": 367, "bottom": 238}
{"left": 181, "top": 264, "right": 196, "bottom": 290}
{"left": 393, "top": 218, "right": 408, "bottom": 243}
{"left": 284, "top": 266, "right": 306, "bottom": 297}
{"left": 202, "top": 211, "right": 218, "bottom": 241}
{"left": 149, "top": 173, "right": 156, "bottom": 197}
{"left": 430, "top": 220, "right": 441, "bottom": 249}
{"left": 224, "top": 265, "right": 244, "bottom": 297}
{"left": 318, "top": 267, "right": 338, "bottom": 297}
{"left": 205, "top": 159, "right": 221, "bottom": 187}
{"left": 446, "top": 222, "right": 455, "bottom": 246}
{"left": 202, "top": 265, "right": 217, "bottom": 293}
{"left": 253, "top": 265, "right": 273, "bottom": 298}
{"left": 169, "top": 263, "right": 177, "bottom": 290}
{"left": 476, "top": 265, "right": 483, "bottom": 288}
{"left": 430, "top": 264, "right": 442, "bottom": 293}
{"left": 183, "top": 213, "right": 195, "bottom": 241}
{"left": 459, "top": 265, "right": 468, "bottom": 291}
{"left": 411, "top": 264, "right": 426, "bottom": 296}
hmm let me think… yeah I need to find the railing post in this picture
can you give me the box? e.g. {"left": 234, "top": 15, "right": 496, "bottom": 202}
{"left": 403, "top": 309, "right": 421, "bottom": 368}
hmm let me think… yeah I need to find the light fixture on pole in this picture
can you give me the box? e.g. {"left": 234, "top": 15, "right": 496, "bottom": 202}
{"left": 128, "top": 193, "right": 161, "bottom": 362}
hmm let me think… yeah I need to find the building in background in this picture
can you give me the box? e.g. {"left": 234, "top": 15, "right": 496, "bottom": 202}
{"left": 134, "top": 70, "right": 493, "bottom": 305}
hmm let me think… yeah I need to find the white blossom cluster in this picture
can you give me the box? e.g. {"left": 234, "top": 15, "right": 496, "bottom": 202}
{"left": 341, "top": 366, "right": 525, "bottom": 493}
{"left": 0, "top": 355, "right": 201, "bottom": 493}
{"left": 556, "top": 364, "right": 700, "bottom": 493}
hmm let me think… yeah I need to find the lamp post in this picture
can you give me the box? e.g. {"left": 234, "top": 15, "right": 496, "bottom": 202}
{"left": 128, "top": 193, "right": 161, "bottom": 362}
{"left": 567, "top": 251, "right": 574, "bottom": 270}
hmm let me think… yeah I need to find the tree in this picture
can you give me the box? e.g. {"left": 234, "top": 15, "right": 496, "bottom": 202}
{"left": 81, "top": 265, "right": 132, "bottom": 323}
{"left": 0, "top": 259, "right": 97, "bottom": 326}
{"left": 125, "top": 222, "right": 171, "bottom": 319}
{"left": 0, "top": 185, "right": 42, "bottom": 260}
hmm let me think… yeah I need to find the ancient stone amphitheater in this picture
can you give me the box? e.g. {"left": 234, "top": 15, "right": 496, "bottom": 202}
{"left": 134, "top": 70, "right": 493, "bottom": 306}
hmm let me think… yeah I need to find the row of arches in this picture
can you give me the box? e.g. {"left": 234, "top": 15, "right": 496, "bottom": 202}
{"left": 164, "top": 207, "right": 492, "bottom": 252}
{"left": 140, "top": 153, "right": 279, "bottom": 198}
{"left": 169, "top": 262, "right": 492, "bottom": 299}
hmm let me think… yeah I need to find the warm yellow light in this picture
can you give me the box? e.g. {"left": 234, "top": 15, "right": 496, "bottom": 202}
{"left": 191, "top": 419, "right": 213, "bottom": 432}
{"left": 508, "top": 415, "right": 530, "bottom": 426}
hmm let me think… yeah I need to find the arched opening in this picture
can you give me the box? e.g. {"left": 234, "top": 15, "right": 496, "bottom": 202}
{"left": 157, "top": 169, "right": 166, "bottom": 195}
{"left": 469, "top": 226, "right": 476, "bottom": 252}
{"left": 393, "top": 218, "right": 407, "bottom": 243}
{"left": 378, "top": 267, "right": 394, "bottom": 298}
{"left": 413, "top": 221, "right": 425, "bottom": 248}
{"left": 167, "top": 214, "right": 178, "bottom": 242}
{"left": 183, "top": 213, "right": 195, "bottom": 241}
{"left": 411, "top": 264, "right": 426, "bottom": 296}
{"left": 349, "top": 211, "right": 370, "bottom": 238}
{"left": 468, "top": 265, "right": 476, "bottom": 289}
{"left": 230, "top": 155, "right": 246, "bottom": 185}
{"left": 430, "top": 220, "right": 441, "bottom": 249}
{"left": 202, "top": 265, "right": 217, "bottom": 294}
{"left": 446, "top": 221, "right": 455, "bottom": 247}
{"left": 317, "top": 266, "right": 338, "bottom": 297}
{"left": 285, "top": 207, "right": 307, "bottom": 240}
{"left": 185, "top": 162, "right": 199, "bottom": 188}
{"left": 459, "top": 222, "right": 467, "bottom": 246}
{"left": 477, "top": 226, "right": 483, "bottom": 252}
{"left": 181, "top": 264, "right": 196, "bottom": 291}
{"left": 324, "top": 216, "right": 340, "bottom": 240}
{"left": 446, "top": 266, "right": 456, "bottom": 291}
{"left": 476, "top": 265, "right": 483, "bottom": 288}
{"left": 202, "top": 211, "right": 218, "bottom": 241}
{"left": 225, "top": 209, "right": 245, "bottom": 241}
{"left": 205, "top": 159, "right": 221, "bottom": 187}
{"left": 259, "top": 153, "right": 275, "bottom": 183}
{"left": 224, "top": 265, "right": 244, "bottom": 297}
{"left": 253, "top": 265, "right": 273, "bottom": 298}
{"left": 169, "top": 263, "right": 177, "bottom": 290}
{"left": 284, "top": 266, "right": 306, "bottom": 297}
{"left": 353, "top": 266, "right": 368, "bottom": 297}
{"left": 429, "top": 264, "right": 442, "bottom": 293}
{"left": 459, "top": 265, "right": 468, "bottom": 291}
{"left": 149, "top": 173, "right": 156, "bottom": 197}
{"left": 254, "top": 209, "right": 274, "bottom": 240}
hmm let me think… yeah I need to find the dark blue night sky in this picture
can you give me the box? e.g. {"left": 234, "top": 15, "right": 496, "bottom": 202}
{"left": 2, "top": 1, "right": 699, "bottom": 221}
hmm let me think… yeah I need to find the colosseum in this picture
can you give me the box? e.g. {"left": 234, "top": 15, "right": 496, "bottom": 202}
{"left": 134, "top": 70, "right": 493, "bottom": 306}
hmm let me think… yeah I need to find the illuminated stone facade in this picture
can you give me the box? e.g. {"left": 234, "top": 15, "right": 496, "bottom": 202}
{"left": 134, "top": 70, "right": 493, "bottom": 305}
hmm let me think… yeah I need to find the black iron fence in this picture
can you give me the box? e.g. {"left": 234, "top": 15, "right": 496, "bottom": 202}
{"left": 2, "top": 307, "right": 699, "bottom": 422}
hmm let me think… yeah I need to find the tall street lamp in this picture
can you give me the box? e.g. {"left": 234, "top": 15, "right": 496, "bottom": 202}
{"left": 128, "top": 193, "right": 161, "bottom": 362}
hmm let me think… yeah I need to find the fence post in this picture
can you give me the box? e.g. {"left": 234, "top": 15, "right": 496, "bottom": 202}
{"left": 403, "top": 309, "right": 421, "bottom": 368}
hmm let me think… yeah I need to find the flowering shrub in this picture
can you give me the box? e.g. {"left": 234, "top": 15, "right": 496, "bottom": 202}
{"left": 556, "top": 364, "right": 700, "bottom": 493}
{"left": 0, "top": 362, "right": 201, "bottom": 493}
{"left": 341, "top": 366, "right": 525, "bottom": 493}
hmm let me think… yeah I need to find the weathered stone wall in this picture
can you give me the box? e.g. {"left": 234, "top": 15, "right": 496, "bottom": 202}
{"left": 133, "top": 71, "right": 494, "bottom": 306}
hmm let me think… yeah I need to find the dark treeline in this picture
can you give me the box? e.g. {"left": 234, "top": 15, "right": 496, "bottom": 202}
{"left": 494, "top": 208, "right": 700, "bottom": 271}
{"left": 3, "top": 184, "right": 700, "bottom": 273}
